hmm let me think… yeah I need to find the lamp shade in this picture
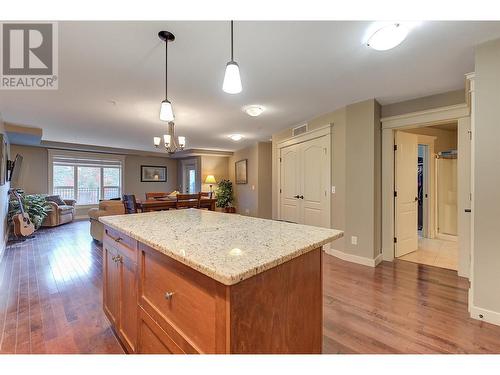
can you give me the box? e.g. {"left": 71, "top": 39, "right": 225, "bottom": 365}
{"left": 160, "top": 100, "right": 174, "bottom": 121}
{"left": 205, "top": 175, "right": 217, "bottom": 184}
{"left": 222, "top": 61, "right": 242, "bottom": 94}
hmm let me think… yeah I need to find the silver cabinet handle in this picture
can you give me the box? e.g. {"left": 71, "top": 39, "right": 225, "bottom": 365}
{"left": 115, "top": 236, "right": 123, "bottom": 243}
{"left": 164, "top": 291, "right": 175, "bottom": 300}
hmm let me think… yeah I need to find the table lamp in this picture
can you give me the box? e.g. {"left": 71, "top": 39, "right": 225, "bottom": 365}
{"left": 205, "top": 175, "right": 217, "bottom": 198}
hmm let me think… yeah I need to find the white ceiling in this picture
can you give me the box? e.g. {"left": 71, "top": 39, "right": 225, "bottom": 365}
{"left": 2, "top": 21, "right": 500, "bottom": 152}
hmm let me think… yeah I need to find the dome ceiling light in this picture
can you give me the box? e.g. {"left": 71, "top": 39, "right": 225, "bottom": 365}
{"left": 367, "top": 23, "right": 409, "bottom": 51}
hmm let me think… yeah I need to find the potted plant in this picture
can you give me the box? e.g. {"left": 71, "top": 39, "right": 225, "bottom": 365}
{"left": 8, "top": 192, "right": 51, "bottom": 230}
{"left": 215, "top": 179, "right": 236, "bottom": 213}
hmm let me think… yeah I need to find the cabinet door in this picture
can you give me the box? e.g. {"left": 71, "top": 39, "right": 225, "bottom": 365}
{"left": 117, "top": 248, "right": 138, "bottom": 353}
{"left": 103, "top": 244, "right": 119, "bottom": 327}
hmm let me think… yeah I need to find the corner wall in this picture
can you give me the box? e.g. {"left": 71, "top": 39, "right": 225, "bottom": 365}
{"left": 229, "top": 142, "right": 272, "bottom": 218}
{"left": 471, "top": 38, "right": 500, "bottom": 324}
{"left": 272, "top": 99, "right": 381, "bottom": 263}
{"left": 0, "top": 116, "right": 11, "bottom": 262}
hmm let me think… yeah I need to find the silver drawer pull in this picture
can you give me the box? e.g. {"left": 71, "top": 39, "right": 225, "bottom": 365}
{"left": 115, "top": 236, "right": 123, "bottom": 243}
{"left": 164, "top": 291, "right": 175, "bottom": 300}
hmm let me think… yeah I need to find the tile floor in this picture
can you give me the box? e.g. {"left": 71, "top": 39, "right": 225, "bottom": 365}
{"left": 398, "top": 236, "right": 458, "bottom": 270}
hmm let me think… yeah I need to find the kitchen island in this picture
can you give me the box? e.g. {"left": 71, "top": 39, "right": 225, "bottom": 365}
{"left": 99, "top": 209, "right": 343, "bottom": 354}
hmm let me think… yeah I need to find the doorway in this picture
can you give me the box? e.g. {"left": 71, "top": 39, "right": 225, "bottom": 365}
{"left": 394, "top": 123, "right": 459, "bottom": 270}
{"left": 178, "top": 157, "right": 201, "bottom": 194}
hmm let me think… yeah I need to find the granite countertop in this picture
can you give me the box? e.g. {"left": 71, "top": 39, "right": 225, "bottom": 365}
{"left": 99, "top": 209, "right": 343, "bottom": 285}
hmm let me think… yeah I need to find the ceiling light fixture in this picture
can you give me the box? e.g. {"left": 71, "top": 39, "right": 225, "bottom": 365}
{"left": 159, "top": 31, "right": 175, "bottom": 121}
{"left": 229, "top": 134, "right": 243, "bottom": 141}
{"left": 222, "top": 21, "right": 242, "bottom": 94}
{"left": 244, "top": 105, "right": 265, "bottom": 117}
{"left": 154, "top": 121, "right": 186, "bottom": 154}
{"left": 153, "top": 31, "right": 186, "bottom": 154}
{"left": 367, "top": 23, "right": 409, "bottom": 51}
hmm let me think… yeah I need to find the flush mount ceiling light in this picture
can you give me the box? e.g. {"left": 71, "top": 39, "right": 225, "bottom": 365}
{"left": 367, "top": 23, "right": 409, "bottom": 51}
{"left": 158, "top": 31, "right": 175, "bottom": 121}
{"left": 222, "top": 21, "right": 242, "bottom": 94}
{"left": 244, "top": 105, "right": 265, "bottom": 117}
{"left": 229, "top": 134, "right": 243, "bottom": 141}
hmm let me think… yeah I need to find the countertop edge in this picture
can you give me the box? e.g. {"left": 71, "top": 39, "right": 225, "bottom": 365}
{"left": 99, "top": 217, "right": 343, "bottom": 286}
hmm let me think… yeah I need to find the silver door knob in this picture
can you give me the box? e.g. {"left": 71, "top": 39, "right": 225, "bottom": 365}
{"left": 164, "top": 291, "right": 175, "bottom": 300}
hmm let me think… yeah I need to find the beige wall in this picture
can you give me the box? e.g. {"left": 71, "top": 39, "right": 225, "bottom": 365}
{"left": 124, "top": 155, "right": 177, "bottom": 200}
{"left": 404, "top": 126, "right": 457, "bottom": 153}
{"left": 9, "top": 144, "right": 178, "bottom": 204}
{"left": 10, "top": 145, "right": 48, "bottom": 194}
{"left": 0, "top": 116, "right": 11, "bottom": 261}
{"left": 381, "top": 89, "right": 466, "bottom": 118}
{"left": 229, "top": 142, "right": 272, "bottom": 218}
{"left": 272, "top": 99, "right": 381, "bottom": 260}
{"left": 200, "top": 155, "right": 229, "bottom": 192}
{"left": 472, "top": 38, "right": 500, "bottom": 316}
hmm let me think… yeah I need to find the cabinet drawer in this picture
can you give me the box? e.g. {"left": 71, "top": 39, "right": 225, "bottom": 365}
{"left": 138, "top": 307, "right": 183, "bottom": 354}
{"left": 104, "top": 227, "right": 137, "bottom": 260}
{"left": 138, "top": 243, "right": 225, "bottom": 354}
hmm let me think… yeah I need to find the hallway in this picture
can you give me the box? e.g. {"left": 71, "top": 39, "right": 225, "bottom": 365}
{"left": 398, "top": 237, "right": 458, "bottom": 270}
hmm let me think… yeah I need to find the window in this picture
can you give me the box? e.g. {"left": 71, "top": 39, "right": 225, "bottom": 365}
{"left": 49, "top": 150, "right": 124, "bottom": 205}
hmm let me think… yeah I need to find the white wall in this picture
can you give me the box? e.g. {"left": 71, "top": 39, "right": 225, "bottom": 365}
{"left": 0, "top": 116, "right": 11, "bottom": 261}
{"left": 471, "top": 38, "right": 500, "bottom": 324}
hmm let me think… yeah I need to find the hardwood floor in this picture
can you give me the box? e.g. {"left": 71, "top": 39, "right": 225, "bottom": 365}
{"left": 1, "top": 220, "right": 500, "bottom": 354}
{"left": 0, "top": 221, "right": 123, "bottom": 354}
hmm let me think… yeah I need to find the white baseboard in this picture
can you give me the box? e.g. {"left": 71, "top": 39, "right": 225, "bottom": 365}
{"left": 325, "top": 248, "right": 383, "bottom": 267}
{"left": 469, "top": 304, "right": 500, "bottom": 327}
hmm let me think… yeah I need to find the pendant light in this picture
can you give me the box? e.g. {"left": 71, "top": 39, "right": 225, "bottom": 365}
{"left": 159, "top": 31, "right": 175, "bottom": 121}
{"left": 222, "top": 21, "right": 242, "bottom": 94}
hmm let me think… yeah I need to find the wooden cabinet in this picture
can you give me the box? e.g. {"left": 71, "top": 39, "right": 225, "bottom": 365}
{"left": 103, "top": 224, "right": 322, "bottom": 354}
{"left": 103, "top": 230, "right": 138, "bottom": 353}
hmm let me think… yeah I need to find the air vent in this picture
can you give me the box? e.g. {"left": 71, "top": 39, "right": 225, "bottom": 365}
{"left": 292, "top": 123, "right": 308, "bottom": 137}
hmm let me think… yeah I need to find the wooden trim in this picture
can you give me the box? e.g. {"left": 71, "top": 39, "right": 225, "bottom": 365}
{"left": 381, "top": 103, "right": 470, "bottom": 130}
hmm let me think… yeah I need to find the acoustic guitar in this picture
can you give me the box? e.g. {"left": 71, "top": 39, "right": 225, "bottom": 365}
{"left": 11, "top": 190, "right": 35, "bottom": 237}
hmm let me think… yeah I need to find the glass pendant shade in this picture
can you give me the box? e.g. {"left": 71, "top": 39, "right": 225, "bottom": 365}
{"left": 178, "top": 136, "right": 186, "bottom": 148}
{"left": 160, "top": 100, "right": 174, "bottom": 122}
{"left": 163, "top": 134, "right": 171, "bottom": 146}
{"left": 222, "top": 61, "right": 242, "bottom": 94}
{"left": 153, "top": 137, "right": 161, "bottom": 147}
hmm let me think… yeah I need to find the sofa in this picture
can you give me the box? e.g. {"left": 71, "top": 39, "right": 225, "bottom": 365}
{"left": 42, "top": 195, "right": 76, "bottom": 227}
{"left": 88, "top": 200, "right": 125, "bottom": 242}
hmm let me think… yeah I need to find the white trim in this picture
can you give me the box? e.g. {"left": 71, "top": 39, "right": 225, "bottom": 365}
{"left": 381, "top": 103, "right": 470, "bottom": 130}
{"left": 381, "top": 102, "right": 471, "bottom": 267}
{"left": 325, "top": 248, "right": 383, "bottom": 267}
{"left": 470, "top": 304, "right": 500, "bottom": 327}
{"left": 276, "top": 124, "right": 331, "bottom": 149}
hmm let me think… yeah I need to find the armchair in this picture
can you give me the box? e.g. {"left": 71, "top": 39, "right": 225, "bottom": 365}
{"left": 42, "top": 195, "right": 76, "bottom": 227}
{"left": 88, "top": 200, "right": 125, "bottom": 242}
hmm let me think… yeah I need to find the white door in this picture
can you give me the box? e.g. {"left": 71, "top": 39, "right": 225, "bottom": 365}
{"left": 280, "top": 144, "right": 300, "bottom": 223}
{"left": 395, "top": 131, "right": 419, "bottom": 257}
{"left": 182, "top": 164, "right": 196, "bottom": 193}
{"left": 301, "top": 136, "right": 330, "bottom": 227}
{"left": 279, "top": 135, "right": 330, "bottom": 228}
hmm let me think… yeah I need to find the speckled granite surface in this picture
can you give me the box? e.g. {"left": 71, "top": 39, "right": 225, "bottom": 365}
{"left": 100, "top": 209, "right": 343, "bottom": 285}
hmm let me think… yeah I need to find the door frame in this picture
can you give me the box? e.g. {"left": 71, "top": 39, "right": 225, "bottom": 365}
{"left": 275, "top": 124, "right": 332, "bottom": 229}
{"left": 381, "top": 101, "right": 471, "bottom": 278}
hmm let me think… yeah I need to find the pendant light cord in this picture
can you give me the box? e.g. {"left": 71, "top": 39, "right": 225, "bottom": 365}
{"left": 230, "top": 20, "right": 234, "bottom": 62}
{"left": 165, "top": 38, "right": 168, "bottom": 100}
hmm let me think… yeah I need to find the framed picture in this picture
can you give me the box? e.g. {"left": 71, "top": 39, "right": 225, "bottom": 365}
{"left": 235, "top": 159, "right": 247, "bottom": 184}
{"left": 141, "top": 165, "right": 167, "bottom": 182}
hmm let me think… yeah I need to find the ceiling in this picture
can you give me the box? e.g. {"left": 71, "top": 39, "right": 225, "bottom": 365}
{"left": 1, "top": 21, "right": 500, "bottom": 153}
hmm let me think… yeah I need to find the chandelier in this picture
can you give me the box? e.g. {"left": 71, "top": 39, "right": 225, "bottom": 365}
{"left": 154, "top": 122, "right": 186, "bottom": 154}
{"left": 153, "top": 30, "right": 186, "bottom": 153}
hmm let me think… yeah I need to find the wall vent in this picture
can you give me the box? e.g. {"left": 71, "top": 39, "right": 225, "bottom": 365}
{"left": 292, "top": 123, "right": 308, "bottom": 137}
